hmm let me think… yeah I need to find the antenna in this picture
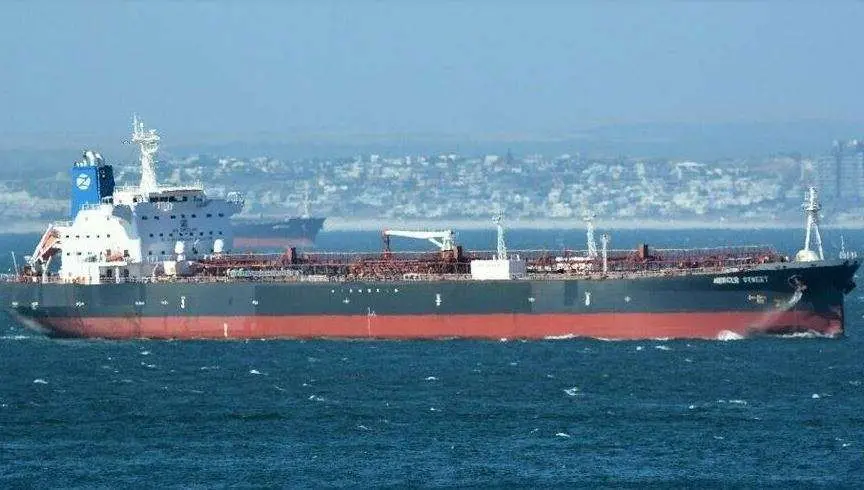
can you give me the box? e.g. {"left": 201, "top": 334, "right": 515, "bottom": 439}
{"left": 493, "top": 215, "right": 507, "bottom": 260}
{"left": 10, "top": 251, "right": 19, "bottom": 276}
{"left": 132, "top": 114, "right": 161, "bottom": 193}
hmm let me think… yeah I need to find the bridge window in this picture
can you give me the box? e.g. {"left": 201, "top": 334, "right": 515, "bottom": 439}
{"left": 218, "top": 213, "right": 224, "bottom": 217}
{"left": 191, "top": 214, "right": 196, "bottom": 218}
{"left": 170, "top": 215, "right": 176, "bottom": 219}
{"left": 182, "top": 196, "right": 188, "bottom": 202}
{"left": 154, "top": 216, "right": 160, "bottom": 220}
{"left": 149, "top": 233, "right": 154, "bottom": 237}
{"left": 159, "top": 233, "right": 163, "bottom": 237}
{"left": 142, "top": 216, "right": 148, "bottom": 220}
{"left": 206, "top": 213, "right": 212, "bottom": 218}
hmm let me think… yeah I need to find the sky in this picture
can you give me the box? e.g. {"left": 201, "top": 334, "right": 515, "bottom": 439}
{"left": 1, "top": 2, "right": 863, "bottom": 148}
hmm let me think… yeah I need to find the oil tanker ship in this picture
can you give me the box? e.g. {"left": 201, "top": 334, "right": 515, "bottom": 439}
{"left": 232, "top": 184, "right": 325, "bottom": 248}
{"left": 231, "top": 216, "right": 325, "bottom": 249}
{"left": 0, "top": 118, "right": 858, "bottom": 340}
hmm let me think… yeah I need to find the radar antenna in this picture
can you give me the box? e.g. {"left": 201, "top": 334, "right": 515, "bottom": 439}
{"left": 132, "top": 114, "right": 161, "bottom": 193}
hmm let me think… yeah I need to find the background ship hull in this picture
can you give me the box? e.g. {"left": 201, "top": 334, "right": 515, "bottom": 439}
{"left": 3, "top": 260, "right": 856, "bottom": 340}
{"left": 232, "top": 217, "right": 325, "bottom": 248}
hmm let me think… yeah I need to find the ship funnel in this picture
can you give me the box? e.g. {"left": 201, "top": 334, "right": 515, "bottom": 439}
{"left": 70, "top": 148, "right": 115, "bottom": 217}
{"left": 795, "top": 187, "right": 823, "bottom": 262}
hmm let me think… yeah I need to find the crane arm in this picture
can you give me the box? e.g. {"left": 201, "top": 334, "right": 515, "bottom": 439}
{"left": 382, "top": 229, "right": 456, "bottom": 251}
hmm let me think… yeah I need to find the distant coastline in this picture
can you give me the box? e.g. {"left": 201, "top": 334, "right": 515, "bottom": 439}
{"left": 3, "top": 216, "right": 862, "bottom": 236}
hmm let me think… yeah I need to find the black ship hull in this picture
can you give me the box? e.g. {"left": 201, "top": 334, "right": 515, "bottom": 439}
{"left": 231, "top": 217, "right": 325, "bottom": 248}
{"left": 2, "top": 259, "right": 857, "bottom": 340}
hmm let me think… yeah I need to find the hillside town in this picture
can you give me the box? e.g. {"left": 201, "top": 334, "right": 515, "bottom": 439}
{"left": 2, "top": 143, "right": 864, "bottom": 231}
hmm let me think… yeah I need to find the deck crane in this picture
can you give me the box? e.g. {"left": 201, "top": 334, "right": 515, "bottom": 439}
{"left": 382, "top": 229, "right": 457, "bottom": 253}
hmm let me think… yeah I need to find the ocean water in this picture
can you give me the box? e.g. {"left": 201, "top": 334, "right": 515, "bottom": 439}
{"left": 2, "top": 229, "right": 864, "bottom": 487}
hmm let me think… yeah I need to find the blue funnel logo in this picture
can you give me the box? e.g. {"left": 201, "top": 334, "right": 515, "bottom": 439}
{"left": 76, "top": 173, "right": 92, "bottom": 190}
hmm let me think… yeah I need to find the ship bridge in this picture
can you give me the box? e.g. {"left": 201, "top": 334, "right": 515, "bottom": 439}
{"left": 25, "top": 115, "right": 245, "bottom": 285}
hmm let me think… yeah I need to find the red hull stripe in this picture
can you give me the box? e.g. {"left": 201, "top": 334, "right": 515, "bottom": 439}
{"left": 37, "top": 311, "right": 842, "bottom": 340}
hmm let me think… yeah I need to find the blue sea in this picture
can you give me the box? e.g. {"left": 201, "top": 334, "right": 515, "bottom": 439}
{"left": 2, "top": 228, "right": 864, "bottom": 487}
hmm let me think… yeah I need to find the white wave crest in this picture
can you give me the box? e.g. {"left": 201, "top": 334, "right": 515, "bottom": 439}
{"left": 778, "top": 331, "right": 835, "bottom": 339}
{"left": 717, "top": 330, "right": 745, "bottom": 341}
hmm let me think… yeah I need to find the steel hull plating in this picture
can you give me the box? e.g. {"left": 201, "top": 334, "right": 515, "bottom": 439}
{"left": 232, "top": 217, "right": 325, "bottom": 248}
{"left": 3, "top": 260, "right": 857, "bottom": 340}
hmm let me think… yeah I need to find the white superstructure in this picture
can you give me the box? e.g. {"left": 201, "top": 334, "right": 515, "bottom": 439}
{"left": 28, "top": 117, "right": 244, "bottom": 284}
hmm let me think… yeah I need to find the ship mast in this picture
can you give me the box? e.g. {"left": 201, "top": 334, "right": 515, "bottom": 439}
{"left": 600, "top": 233, "right": 609, "bottom": 273}
{"left": 302, "top": 182, "right": 311, "bottom": 218}
{"left": 493, "top": 215, "right": 507, "bottom": 260}
{"left": 132, "top": 114, "right": 161, "bottom": 193}
{"left": 801, "top": 186, "right": 824, "bottom": 261}
{"left": 584, "top": 213, "right": 598, "bottom": 259}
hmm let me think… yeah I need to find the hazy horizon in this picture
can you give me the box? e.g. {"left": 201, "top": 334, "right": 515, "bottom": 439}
{"left": 2, "top": 2, "right": 864, "bottom": 153}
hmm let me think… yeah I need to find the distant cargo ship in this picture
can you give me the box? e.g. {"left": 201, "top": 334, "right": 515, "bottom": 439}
{"left": 231, "top": 216, "right": 325, "bottom": 249}
{"left": 0, "top": 117, "right": 858, "bottom": 341}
